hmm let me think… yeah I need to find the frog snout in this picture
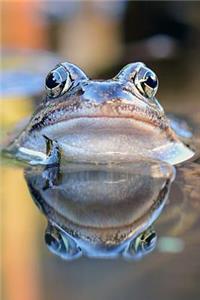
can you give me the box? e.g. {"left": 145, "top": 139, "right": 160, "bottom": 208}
{"left": 81, "top": 81, "right": 134, "bottom": 104}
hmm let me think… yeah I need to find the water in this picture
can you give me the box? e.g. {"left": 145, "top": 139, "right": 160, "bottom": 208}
{"left": 24, "top": 160, "right": 175, "bottom": 260}
{"left": 1, "top": 109, "right": 200, "bottom": 300}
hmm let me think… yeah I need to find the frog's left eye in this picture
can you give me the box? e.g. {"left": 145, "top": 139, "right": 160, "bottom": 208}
{"left": 44, "top": 224, "right": 82, "bottom": 260}
{"left": 45, "top": 65, "right": 71, "bottom": 98}
{"left": 134, "top": 67, "right": 158, "bottom": 99}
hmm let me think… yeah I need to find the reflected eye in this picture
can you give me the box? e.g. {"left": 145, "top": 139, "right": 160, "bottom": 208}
{"left": 44, "top": 224, "right": 82, "bottom": 260}
{"left": 134, "top": 229, "right": 157, "bottom": 255}
{"left": 125, "top": 228, "right": 157, "bottom": 260}
{"left": 45, "top": 227, "right": 64, "bottom": 253}
{"left": 134, "top": 67, "right": 158, "bottom": 98}
{"left": 45, "top": 65, "right": 71, "bottom": 98}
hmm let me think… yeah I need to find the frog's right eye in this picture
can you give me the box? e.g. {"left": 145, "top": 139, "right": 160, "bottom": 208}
{"left": 123, "top": 228, "right": 157, "bottom": 260}
{"left": 45, "top": 65, "right": 71, "bottom": 98}
{"left": 44, "top": 224, "right": 82, "bottom": 260}
{"left": 133, "top": 229, "right": 157, "bottom": 255}
{"left": 134, "top": 67, "right": 159, "bottom": 99}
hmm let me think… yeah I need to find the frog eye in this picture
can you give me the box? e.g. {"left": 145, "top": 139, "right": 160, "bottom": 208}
{"left": 45, "top": 227, "right": 64, "bottom": 253}
{"left": 45, "top": 224, "right": 82, "bottom": 260}
{"left": 134, "top": 67, "right": 158, "bottom": 98}
{"left": 45, "top": 65, "right": 71, "bottom": 98}
{"left": 124, "top": 228, "right": 157, "bottom": 259}
{"left": 134, "top": 229, "right": 157, "bottom": 255}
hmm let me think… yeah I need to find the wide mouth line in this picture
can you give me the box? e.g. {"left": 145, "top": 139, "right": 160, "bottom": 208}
{"left": 59, "top": 100, "right": 164, "bottom": 126}
{"left": 55, "top": 114, "right": 164, "bottom": 130}
{"left": 30, "top": 114, "right": 158, "bottom": 134}
{"left": 32, "top": 100, "right": 167, "bottom": 133}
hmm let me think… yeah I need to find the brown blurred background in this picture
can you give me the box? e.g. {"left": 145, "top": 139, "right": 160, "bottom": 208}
{"left": 1, "top": 1, "right": 200, "bottom": 110}
{"left": 1, "top": 1, "right": 200, "bottom": 300}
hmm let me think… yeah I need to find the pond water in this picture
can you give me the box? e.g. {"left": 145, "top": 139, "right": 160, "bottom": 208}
{"left": 1, "top": 75, "right": 200, "bottom": 300}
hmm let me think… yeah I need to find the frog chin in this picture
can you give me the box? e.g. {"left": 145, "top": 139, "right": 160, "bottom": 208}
{"left": 40, "top": 116, "right": 194, "bottom": 164}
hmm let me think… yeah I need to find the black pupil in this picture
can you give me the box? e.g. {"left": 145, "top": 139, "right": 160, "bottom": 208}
{"left": 144, "top": 232, "right": 156, "bottom": 249}
{"left": 45, "top": 233, "right": 60, "bottom": 251}
{"left": 145, "top": 73, "right": 157, "bottom": 88}
{"left": 46, "top": 71, "right": 62, "bottom": 89}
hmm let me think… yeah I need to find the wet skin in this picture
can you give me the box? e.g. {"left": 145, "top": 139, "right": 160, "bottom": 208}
{"left": 5, "top": 62, "right": 194, "bottom": 165}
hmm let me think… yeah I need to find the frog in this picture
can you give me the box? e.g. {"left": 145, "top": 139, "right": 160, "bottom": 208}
{"left": 25, "top": 159, "right": 175, "bottom": 259}
{"left": 3, "top": 61, "right": 194, "bottom": 165}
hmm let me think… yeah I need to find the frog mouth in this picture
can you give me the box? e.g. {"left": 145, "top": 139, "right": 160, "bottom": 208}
{"left": 38, "top": 105, "right": 176, "bottom": 145}
{"left": 41, "top": 115, "right": 177, "bottom": 156}
{"left": 62, "top": 113, "right": 168, "bottom": 131}
{"left": 83, "top": 101, "right": 168, "bottom": 130}
{"left": 30, "top": 100, "right": 176, "bottom": 146}
{"left": 38, "top": 101, "right": 170, "bottom": 132}
{"left": 16, "top": 105, "right": 194, "bottom": 166}
{"left": 59, "top": 113, "right": 175, "bottom": 143}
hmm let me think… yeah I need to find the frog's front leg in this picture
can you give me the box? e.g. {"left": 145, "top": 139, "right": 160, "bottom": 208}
{"left": 30, "top": 135, "right": 61, "bottom": 166}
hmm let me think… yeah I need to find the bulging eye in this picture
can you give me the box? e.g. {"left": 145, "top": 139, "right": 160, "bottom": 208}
{"left": 45, "top": 65, "right": 71, "bottom": 98}
{"left": 134, "top": 66, "right": 158, "bottom": 98}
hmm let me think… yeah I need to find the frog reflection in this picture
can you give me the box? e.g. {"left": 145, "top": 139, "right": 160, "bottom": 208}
{"left": 44, "top": 223, "right": 157, "bottom": 260}
{"left": 25, "top": 159, "right": 175, "bottom": 260}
